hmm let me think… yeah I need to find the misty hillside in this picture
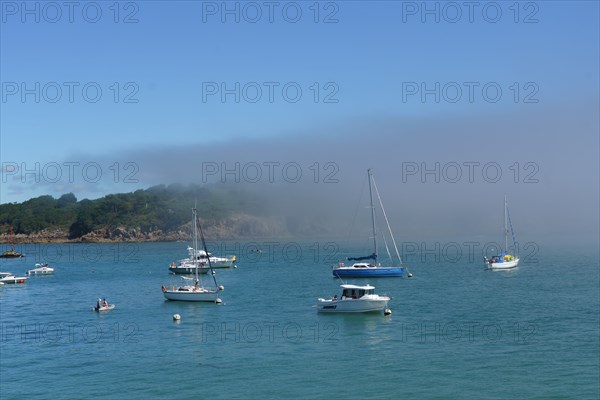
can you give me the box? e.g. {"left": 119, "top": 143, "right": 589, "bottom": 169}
{"left": 0, "top": 184, "right": 333, "bottom": 242}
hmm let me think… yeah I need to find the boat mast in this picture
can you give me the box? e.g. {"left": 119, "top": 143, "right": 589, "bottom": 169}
{"left": 505, "top": 197, "right": 518, "bottom": 257}
{"left": 192, "top": 206, "right": 219, "bottom": 289}
{"left": 192, "top": 208, "right": 200, "bottom": 283}
{"left": 504, "top": 195, "right": 508, "bottom": 253}
{"left": 368, "top": 169, "right": 377, "bottom": 257}
{"left": 198, "top": 215, "right": 220, "bottom": 289}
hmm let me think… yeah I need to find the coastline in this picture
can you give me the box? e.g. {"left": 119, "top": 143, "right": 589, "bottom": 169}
{"left": 0, "top": 214, "right": 333, "bottom": 245}
{"left": 0, "top": 229, "right": 189, "bottom": 244}
{"left": 0, "top": 224, "right": 299, "bottom": 245}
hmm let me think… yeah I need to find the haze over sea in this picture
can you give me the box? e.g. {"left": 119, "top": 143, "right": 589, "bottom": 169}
{"left": 1, "top": 241, "right": 598, "bottom": 399}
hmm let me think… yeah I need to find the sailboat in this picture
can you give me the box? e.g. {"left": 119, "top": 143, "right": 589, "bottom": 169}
{"left": 162, "top": 207, "right": 223, "bottom": 303}
{"left": 0, "top": 227, "right": 24, "bottom": 258}
{"left": 484, "top": 195, "right": 520, "bottom": 270}
{"left": 332, "top": 169, "right": 411, "bottom": 278}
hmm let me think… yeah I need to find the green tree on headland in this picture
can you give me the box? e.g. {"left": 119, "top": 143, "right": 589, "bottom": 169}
{"left": 0, "top": 184, "right": 267, "bottom": 239}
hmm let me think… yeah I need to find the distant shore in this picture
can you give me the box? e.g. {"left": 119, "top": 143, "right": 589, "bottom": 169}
{"left": 1, "top": 228, "right": 199, "bottom": 244}
{"left": 0, "top": 225, "right": 300, "bottom": 245}
{"left": 0, "top": 212, "right": 336, "bottom": 245}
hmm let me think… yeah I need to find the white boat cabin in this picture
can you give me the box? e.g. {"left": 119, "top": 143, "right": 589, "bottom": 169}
{"left": 340, "top": 284, "right": 375, "bottom": 299}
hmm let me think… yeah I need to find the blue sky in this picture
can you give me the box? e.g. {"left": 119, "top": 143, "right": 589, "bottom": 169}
{"left": 1, "top": 1, "right": 599, "bottom": 240}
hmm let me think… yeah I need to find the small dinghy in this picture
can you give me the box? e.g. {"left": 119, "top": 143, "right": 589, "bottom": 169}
{"left": 93, "top": 304, "right": 115, "bottom": 312}
{"left": 93, "top": 298, "right": 115, "bottom": 312}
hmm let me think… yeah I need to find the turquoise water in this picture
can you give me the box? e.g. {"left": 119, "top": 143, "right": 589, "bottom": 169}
{"left": 1, "top": 241, "right": 598, "bottom": 399}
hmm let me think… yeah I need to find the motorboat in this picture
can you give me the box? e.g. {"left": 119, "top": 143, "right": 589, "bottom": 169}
{"left": 0, "top": 249, "right": 24, "bottom": 258}
{"left": 169, "top": 247, "right": 236, "bottom": 274}
{"left": 317, "top": 284, "right": 390, "bottom": 313}
{"left": 27, "top": 263, "right": 55, "bottom": 275}
{"left": 0, "top": 272, "right": 27, "bottom": 284}
{"left": 0, "top": 226, "right": 24, "bottom": 258}
{"left": 168, "top": 258, "right": 209, "bottom": 275}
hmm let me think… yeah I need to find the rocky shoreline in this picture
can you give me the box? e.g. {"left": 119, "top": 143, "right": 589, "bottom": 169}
{"left": 1, "top": 228, "right": 188, "bottom": 244}
{"left": 0, "top": 214, "right": 296, "bottom": 244}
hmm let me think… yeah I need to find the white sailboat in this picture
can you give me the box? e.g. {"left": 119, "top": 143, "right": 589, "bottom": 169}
{"left": 332, "top": 169, "right": 411, "bottom": 278}
{"left": 484, "top": 195, "right": 520, "bottom": 270}
{"left": 162, "top": 208, "right": 223, "bottom": 303}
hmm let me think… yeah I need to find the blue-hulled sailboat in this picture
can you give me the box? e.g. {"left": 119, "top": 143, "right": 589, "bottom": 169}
{"left": 332, "top": 169, "right": 412, "bottom": 278}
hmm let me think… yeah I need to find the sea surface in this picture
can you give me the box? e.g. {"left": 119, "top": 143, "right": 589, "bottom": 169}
{"left": 1, "top": 241, "right": 598, "bottom": 399}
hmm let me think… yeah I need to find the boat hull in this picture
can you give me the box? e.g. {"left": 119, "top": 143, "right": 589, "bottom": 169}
{"left": 27, "top": 267, "right": 54, "bottom": 275}
{"left": 168, "top": 258, "right": 235, "bottom": 274}
{"left": 202, "top": 259, "right": 235, "bottom": 269}
{"left": 0, "top": 276, "right": 27, "bottom": 284}
{"left": 485, "top": 258, "right": 519, "bottom": 270}
{"left": 0, "top": 252, "right": 24, "bottom": 258}
{"left": 162, "top": 286, "right": 220, "bottom": 302}
{"left": 169, "top": 265, "right": 209, "bottom": 275}
{"left": 93, "top": 304, "right": 115, "bottom": 312}
{"left": 316, "top": 297, "right": 390, "bottom": 313}
{"left": 332, "top": 267, "right": 404, "bottom": 278}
